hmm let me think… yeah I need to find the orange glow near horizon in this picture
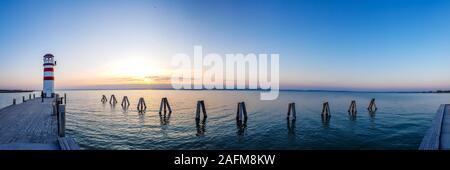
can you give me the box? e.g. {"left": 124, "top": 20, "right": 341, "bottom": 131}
{"left": 95, "top": 57, "right": 172, "bottom": 85}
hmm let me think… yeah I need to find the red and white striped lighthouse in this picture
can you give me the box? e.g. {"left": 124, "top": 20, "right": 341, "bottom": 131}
{"left": 43, "top": 54, "right": 56, "bottom": 98}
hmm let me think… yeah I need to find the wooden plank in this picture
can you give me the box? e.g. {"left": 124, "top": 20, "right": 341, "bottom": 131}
{"left": 419, "top": 104, "right": 447, "bottom": 150}
{"left": 58, "top": 137, "right": 80, "bottom": 150}
{"left": 440, "top": 105, "right": 450, "bottom": 149}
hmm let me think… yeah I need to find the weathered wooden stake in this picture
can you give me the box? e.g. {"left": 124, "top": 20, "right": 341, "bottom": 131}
{"left": 137, "top": 97, "right": 147, "bottom": 112}
{"left": 367, "top": 98, "right": 378, "bottom": 112}
{"left": 287, "top": 118, "right": 296, "bottom": 134}
{"left": 64, "top": 93, "right": 67, "bottom": 104}
{"left": 322, "top": 102, "right": 330, "bottom": 116}
{"left": 287, "top": 103, "right": 297, "bottom": 120}
{"left": 101, "top": 95, "right": 108, "bottom": 103}
{"left": 236, "top": 102, "right": 248, "bottom": 121}
{"left": 58, "top": 104, "right": 66, "bottom": 137}
{"left": 22, "top": 96, "right": 25, "bottom": 102}
{"left": 159, "top": 98, "right": 172, "bottom": 114}
{"left": 195, "top": 100, "right": 207, "bottom": 120}
{"left": 348, "top": 100, "right": 357, "bottom": 115}
{"left": 121, "top": 96, "right": 130, "bottom": 108}
{"left": 109, "top": 95, "right": 118, "bottom": 105}
{"left": 33, "top": 94, "right": 35, "bottom": 99}
{"left": 29, "top": 94, "right": 31, "bottom": 100}
{"left": 13, "top": 99, "right": 16, "bottom": 105}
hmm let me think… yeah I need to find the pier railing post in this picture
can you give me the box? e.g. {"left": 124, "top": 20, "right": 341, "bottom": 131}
{"left": 58, "top": 104, "right": 66, "bottom": 137}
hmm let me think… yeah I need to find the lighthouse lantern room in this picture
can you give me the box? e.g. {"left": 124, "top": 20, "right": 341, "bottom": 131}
{"left": 43, "top": 54, "right": 56, "bottom": 98}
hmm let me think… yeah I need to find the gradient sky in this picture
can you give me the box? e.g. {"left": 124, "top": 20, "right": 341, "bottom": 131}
{"left": 0, "top": 0, "right": 449, "bottom": 91}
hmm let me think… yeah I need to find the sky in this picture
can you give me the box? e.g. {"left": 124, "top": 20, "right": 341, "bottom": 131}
{"left": 0, "top": 0, "right": 449, "bottom": 91}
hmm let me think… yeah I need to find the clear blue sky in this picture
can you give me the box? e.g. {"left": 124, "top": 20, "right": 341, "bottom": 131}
{"left": 0, "top": 0, "right": 449, "bottom": 91}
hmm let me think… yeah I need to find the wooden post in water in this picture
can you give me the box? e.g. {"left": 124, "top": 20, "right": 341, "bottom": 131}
{"left": 101, "top": 95, "right": 108, "bottom": 103}
{"left": 33, "top": 94, "right": 35, "bottom": 99}
{"left": 121, "top": 96, "right": 130, "bottom": 108}
{"left": 109, "top": 95, "right": 118, "bottom": 106}
{"left": 159, "top": 98, "right": 172, "bottom": 114}
{"left": 64, "top": 93, "right": 67, "bottom": 104}
{"left": 29, "top": 94, "right": 31, "bottom": 100}
{"left": 22, "top": 96, "right": 25, "bottom": 102}
{"left": 165, "top": 98, "right": 172, "bottom": 113}
{"left": 287, "top": 103, "right": 296, "bottom": 120}
{"left": 348, "top": 100, "right": 357, "bottom": 116}
{"left": 58, "top": 104, "right": 66, "bottom": 137}
{"left": 322, "top": 102, "right": 330, "bottom": 117}
{"left": 236, "top": 102, "right": 248, "bottom": 121}
{"left": 195, "top": 100, "right": 207, "bottom": 120}
{"left": 137, "top": 97, "right": 147, "bottom": 112}
{"left": 13, "top": 99, "right": 16, "bottom": 105}
{"left": 367, "top": 98, "right": 377, "bottom": 112}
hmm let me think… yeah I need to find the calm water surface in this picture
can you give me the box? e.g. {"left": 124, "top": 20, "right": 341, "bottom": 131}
{"left": 1, "top": 90, "right": 449, "bottom": 150}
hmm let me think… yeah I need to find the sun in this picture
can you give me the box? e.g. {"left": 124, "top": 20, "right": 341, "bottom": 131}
{"left": 99, "top": 57, "right": 169, "bottom": 84}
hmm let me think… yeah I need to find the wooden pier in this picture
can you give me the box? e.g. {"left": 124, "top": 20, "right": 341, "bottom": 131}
{"left": 419, "top": 104, "right": 450, "bottom": 150}
{"left": 0, "top": 97, "right": 79, "bottom": 150}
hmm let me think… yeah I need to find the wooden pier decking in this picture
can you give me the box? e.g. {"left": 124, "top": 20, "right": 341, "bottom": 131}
{"left": 419, "top": 104, "right": 450, "bottom": 150}
{"left": 0, "top": 98, "right": 79, "bottom": 150}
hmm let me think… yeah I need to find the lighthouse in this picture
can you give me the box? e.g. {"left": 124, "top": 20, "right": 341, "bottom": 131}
{"left": 43, "top": 54, "right": 56, "bottom": 98}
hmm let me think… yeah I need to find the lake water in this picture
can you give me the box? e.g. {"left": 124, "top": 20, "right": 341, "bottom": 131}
{"left": 1, "top": 90, "right": 449, "bottom": 150}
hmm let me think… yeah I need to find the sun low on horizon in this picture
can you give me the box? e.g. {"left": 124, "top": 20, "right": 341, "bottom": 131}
{"left": 97, "top": 57, "right": 172, "bottom": 85}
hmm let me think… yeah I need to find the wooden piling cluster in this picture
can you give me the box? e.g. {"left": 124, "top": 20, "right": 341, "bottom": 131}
{"left": 287, "top": 103, "right": 296, "bottom": 120}
{"left": 159, "top": 97, "right": 172, "bottom": 114}
{"left": 195, "top": 100, "right": 207, "bottom": 120}
{"left": 348, "top": 100, "right": 357, "bottom": 116}
{"left": 121, "top": 96, "right": 130, "bottom": 108}
{"left": 109, "top": 95, "right": 118, "bottom": 106}
{"left": 101, "top": 95, "right": 108, "bottom": 103}
{"left": 236, "top": 102, "right": 248, "bottom": 122}
{"left": 322, "top": 102, "right": 331, "bottom": 117}
{"left": 137, "top": 97, "right": 147, "bottom": 113}
{"left": 368, "top": 98, "right": 377, "bottom": 112}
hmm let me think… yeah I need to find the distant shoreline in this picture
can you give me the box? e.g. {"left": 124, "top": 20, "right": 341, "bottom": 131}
{"left": 2, "top": 88, "right": 449, "bottom": 94}
{"left": 53, "top": 88, "right": 450, "bottom": 94}
{"left": 0, "top": 90, "right": 35, "bottom": 93}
